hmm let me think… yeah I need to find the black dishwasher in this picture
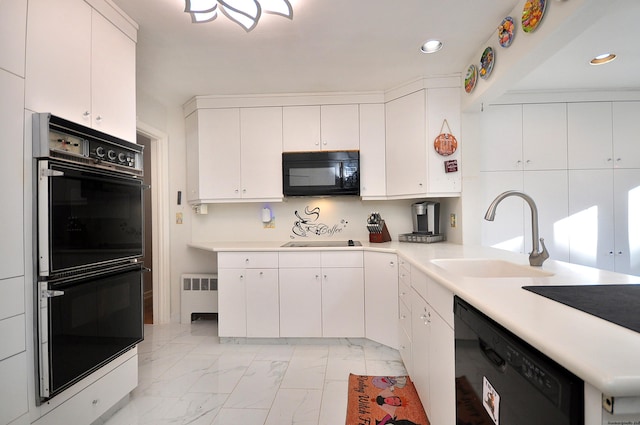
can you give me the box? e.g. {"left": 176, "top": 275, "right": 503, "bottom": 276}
{"left": 454, "top": 296, "right": 584, "bottom": 425}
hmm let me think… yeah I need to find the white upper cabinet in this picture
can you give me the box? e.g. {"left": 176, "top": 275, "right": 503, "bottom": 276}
{"left": 186, "top": 107, "right": 283, "bottom": 203}
{"left": 283, "top": 104, "right": 359, "bottom": 151}
{"left": 0, "top": 0, "right": 27, "bottom": 76}
{"left": 0, "top": 72, "right": 25, "bottom": 280}
{"left": 612, "top": 102, "right": 640, "bottom": 169}
{"left": 481, "top": 103, "right": 567, "bottom": 171}
{"left": 568, "top": 102, "right": 613, "bottom": 169}
{"left": 320, "top": 104, "right": 360, "bottom": 150}
{"left": 90, "top": 11, "right": 136, "bottom": 141}
{"left": 185, "top": 108, "right": 241, "bottom": 202}
{"left": 385, "top": 90, "right": 428, "bottom": 197}
{"left": 522, "top": 103, "right": 567, "bottom": 170}
{"left": 386, "top": 88, "right": 461, "bottom": 198}
{"left": 359, "top": 103, "right": 386, "bottom": 198}
{"left": 480, "top": 104, "right": 523, "bottom": 171}
{"left": 240, "top": 107, "right": 283, "bottom": 200}
{"left": 25, "top": 0, "right": 136, "bottom": 142}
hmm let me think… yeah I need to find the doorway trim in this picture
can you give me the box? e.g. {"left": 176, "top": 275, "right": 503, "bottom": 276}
{"left": 137, "top": 121, "right": 171, "bottom": 324}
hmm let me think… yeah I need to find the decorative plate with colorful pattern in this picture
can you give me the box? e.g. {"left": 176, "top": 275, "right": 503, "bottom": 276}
{"left": 522, "top": 0, "right": 546, "bottom": 33}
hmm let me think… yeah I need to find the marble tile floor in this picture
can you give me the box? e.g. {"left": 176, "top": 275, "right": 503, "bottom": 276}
{"left": 103, "top": 319, "right": 407, "bottom": 425}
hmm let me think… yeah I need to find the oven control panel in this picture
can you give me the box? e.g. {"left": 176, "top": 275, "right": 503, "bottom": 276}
{"left": 88, "top": 139, "right": 138, "bottom": 168}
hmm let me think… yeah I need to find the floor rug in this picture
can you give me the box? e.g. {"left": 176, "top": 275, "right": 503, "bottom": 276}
{"left": 346, "top": 374, "right": 430, "bottom": 425}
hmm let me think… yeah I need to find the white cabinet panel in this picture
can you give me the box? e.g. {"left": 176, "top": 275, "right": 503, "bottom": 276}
{"left": 522, "top": 103, "right": 567, "bottom": 170}
{"left": 428, "top": 307, "right": 455, "bottom": 425}
{"left": 26, "top": 0, "right": 91, "bottom": 124}
{"left": 320, "top": 104, "right": 359, "bottom": 151}
{"left": 359, "top": 103, "right": 386, "bottom": 198}
{"left": 0, "top": 315, "right": 25, "bottom": 361}
{"left": 568, "top": 102, "right": 613, "bottom": 170}
{"left": 279, "top": 268, "right": 322, "bottom": 337}
{"left": 217, "top": 269, "right": 246, "bottom": 337}
{"left": 0, "top": 352, "right": 28, "bottom": 425}
{"left": 90, "top": 10, "right": 136, "bottom": 141}
{"left": 26, "top": 0, "right": 136, "bottom": 141}
{"left": 524, "top": 170, "right": 570, "bottom": 262}
{"left": 185, "top": 108, "right": 241, "bottom": 202}
{"left": 427, "top": 87, "right": 461, "bottom": 193}
{"left": 480, "top": 104, "right": 523, "bottom": 171}
{"left": 385, "top": 91, "right": 427, "bottom": 196}
{"left": 568, "top": 169, "right": 615, "bottom": 271}
{"left": 612, "top": 102, "right": 640, "bottom": 169}
{"left": 321, "top": 251, "right": 362, "bottom": 268}
{"left": 0, "top": 277, "right": 25, "bottom": 320}
{"left": 411, "top": 293, "right": 430, "bottom": 415}
{"left": 245, "top": 269, "right": 279, "bottom": 337}
{"left": 322, "top": 267, "right": 364, "bottom": 337}
{"left": 219, "top": 252, "right": 278, "bottom": 269}
{"left": 612, "top": 169, "right": 640, "bottom": 276}
{"left": 0, "top": 71, "right": 24, "bottom": 280}
{"left": 283, "top": 106, "right": 321, "bottom": 151}
{"left": 364, "top": 252, "right": 398, "bottom": 348}
{"left": 0, "top": 0, "right": 27, "bottom": 76}
{"left": 481, "top": 171, "right": 525, "bottom": 253}
{"left": 240, "top": 107, "right": 283, "bottom": 200}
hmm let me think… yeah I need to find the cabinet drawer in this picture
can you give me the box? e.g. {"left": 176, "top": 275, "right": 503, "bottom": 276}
{"left": 427, "top": 278, "right": 454, "bottom": 328}
{"left": 398, "top": 280, "right": 411, "bottom": 310}
{"left": 279, "top": 251, "right": 321, "bottom": 268}
{"left": 411, "top": 266, "right": 428, "bottom": 301}
{"left": 321, "top": 251, "right": 363, "bottom": 268}
{"left": 398, "top": 298, "right": 411, "bottom": 335}
{"left": 219, "top": 252, "right": 278, "bottom": 268}
{"left": 398, "top": 262, "right": 411, "bottom": 287}
{"left": 398, "top": 326, "right": 412, "bottom": 374}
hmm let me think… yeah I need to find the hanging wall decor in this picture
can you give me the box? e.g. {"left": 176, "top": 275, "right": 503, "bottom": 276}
{"left": 522, "top": 0, "right": 547, "bottom": 33}
{"left": 434, "top": 119, "right": 458, "bottom": 156}
{"left": 479, "top": 46, "right": 495, "bottom": 80}
{"left": 464, "top": 64, "right": 478, "bottom": 93}
{"left": 498, "top": 16, "right": 515, "bottom": 47}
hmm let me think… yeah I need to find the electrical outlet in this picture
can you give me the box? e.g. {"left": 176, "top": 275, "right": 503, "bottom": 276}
{"left": 176, "top": 212, "right": 183, "bottom": 224}
{"left": 450, "top": 213, "right": 456, "bottom": 228}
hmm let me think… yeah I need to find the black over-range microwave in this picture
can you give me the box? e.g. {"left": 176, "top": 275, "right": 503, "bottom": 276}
{"left": 282, "top": 151, "right": 360, "bottom": 196}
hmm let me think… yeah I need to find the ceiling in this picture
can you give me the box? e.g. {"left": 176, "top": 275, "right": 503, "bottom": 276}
{"left": 110, "top": 0, "right": 639, "bottom": 107}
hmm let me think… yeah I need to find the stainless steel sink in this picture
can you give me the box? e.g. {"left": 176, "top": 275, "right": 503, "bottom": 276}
{"left": 431, "top": 258, "right": 554, "bottom": 278}
{"left": 281, "top": 240, "right": 361, "bottom": 248}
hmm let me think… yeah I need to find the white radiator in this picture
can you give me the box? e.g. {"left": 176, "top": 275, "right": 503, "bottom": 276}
{"left": 180, "top": 273, "right": 218, "bottom": 323}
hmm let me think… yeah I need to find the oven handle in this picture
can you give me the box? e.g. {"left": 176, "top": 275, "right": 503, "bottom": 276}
{"left": 42, "top": 289, "right": 65, "bottom": 298}
{"left": 41, "top": 168, "right": 64, "bottom": 177}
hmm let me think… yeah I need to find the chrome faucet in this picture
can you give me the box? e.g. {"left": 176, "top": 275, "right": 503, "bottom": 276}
{"left": 484, "top": 190, "right": 549, "bottom": 267}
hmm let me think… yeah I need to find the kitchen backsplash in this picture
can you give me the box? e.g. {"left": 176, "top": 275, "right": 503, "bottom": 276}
{"left": 190, "top": 198, "right": 444, "bottom": 243}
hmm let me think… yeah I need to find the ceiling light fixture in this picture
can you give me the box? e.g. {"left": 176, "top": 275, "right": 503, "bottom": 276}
{"left": 420, "top": 39, "right": 443, "bottom": 54}
{"left": 184, "top": 0, "right": 293, "bottom": 32}
{"left": 590, "top": 53, "right": 617, "bottom": 65}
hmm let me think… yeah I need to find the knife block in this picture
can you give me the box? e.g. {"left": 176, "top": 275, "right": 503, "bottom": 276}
{"left": 369, "top": 222, "right": 392, "bottom": 243}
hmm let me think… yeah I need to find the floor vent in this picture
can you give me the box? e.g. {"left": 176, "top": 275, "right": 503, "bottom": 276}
{"left": 180, "top": 274, "right": 218, "bottom": 324}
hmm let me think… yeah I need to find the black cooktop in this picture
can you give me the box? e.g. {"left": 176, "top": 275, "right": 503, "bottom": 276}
{"left": 523, "top": 284, "right": 640, "bottom": 334}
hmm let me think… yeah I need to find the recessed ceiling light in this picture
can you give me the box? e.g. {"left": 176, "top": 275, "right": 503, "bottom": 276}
{"left": 420, "top": 39, "right": 443, "bottom": 54}
{"left": 590, "top": 53, "right": 617, "bottom": 65}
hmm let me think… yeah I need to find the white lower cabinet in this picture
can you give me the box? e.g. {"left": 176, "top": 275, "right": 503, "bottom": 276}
{"left": 217, "top": 252, "right": 279, "bottom": 337}
{"left": 322, "top": 266, "right": 364, "bottom": 337}
{"left": 245, "top": 269, "right": 279, "bottom": 337}
{"left": 404, "top": 261, "right": 455, "bottom": 425}
{"left": 279, "top": 267, "right": 322, "bottom": 337}
{"left": 278, "top": 251, "right": 364, "bottom": 338}
{"left": 364, "top": 251, "right": 398, "bottom": 348}
{"left": 0, "top": 352, "right": 28, "bottom": 424}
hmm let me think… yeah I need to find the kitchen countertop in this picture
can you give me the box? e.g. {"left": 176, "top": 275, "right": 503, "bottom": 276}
{"left": 188, "top": 240, "right": 640, "bottom": 397}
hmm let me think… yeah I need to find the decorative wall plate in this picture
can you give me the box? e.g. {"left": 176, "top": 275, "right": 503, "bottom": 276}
{"left": 479, "top": 47, "right": 495, "bottom": 80}
{"left": 498, "top": 16, "right": 515, "bottom": 47}
{"left": 464, "top": 64, "right": 478, "bottom": 93}
{"left": 522, "top": 0, "right": 547, "bottom": 33}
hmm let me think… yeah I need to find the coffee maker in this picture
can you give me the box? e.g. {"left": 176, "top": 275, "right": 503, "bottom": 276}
{"left": 411, "top": 201, "right": 440, "bottom": 235}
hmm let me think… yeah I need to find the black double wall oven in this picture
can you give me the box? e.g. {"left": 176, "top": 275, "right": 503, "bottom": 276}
{"left": 33, "top": 113, "right": 145, "bottom": 402}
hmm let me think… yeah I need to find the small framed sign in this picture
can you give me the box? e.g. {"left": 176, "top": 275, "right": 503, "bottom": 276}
{"left": 444, "top": 159, "right": 458, "bottom": 173}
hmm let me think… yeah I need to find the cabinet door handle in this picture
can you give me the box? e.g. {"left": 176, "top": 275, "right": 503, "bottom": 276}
{"left": 83, "top": 111, "right": 90, "bottom": 118}
{"left": 389, "top": 261, "right": 395, "bottom": 267}
{"left": 95, "top": 115, "right": 103, "bottom": 123}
